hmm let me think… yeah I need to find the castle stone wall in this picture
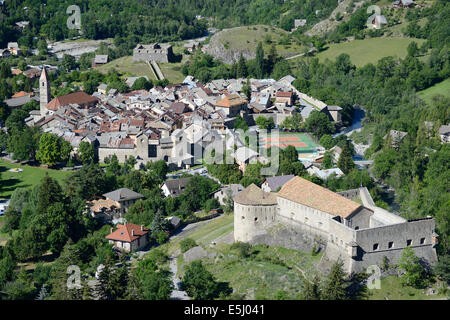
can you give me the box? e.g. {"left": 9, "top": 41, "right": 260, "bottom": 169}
{"left": 277, "top": 196, "right": 331, "bottom": 237}
{"left": 234, "top": 202, "right": 278, "bottom": 243}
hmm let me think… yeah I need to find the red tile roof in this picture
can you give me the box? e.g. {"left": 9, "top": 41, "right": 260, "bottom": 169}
{"left": 105, "top": 223, "right": 149, "bottom": 242}
{"left": 46, "top": 91, "right": 98, "bottom": 111}
{"left": 276, "top": 91, "right": 293, "bottom": 97}
{"left": 278, "top": 176, "right": 361, "bottom": 218}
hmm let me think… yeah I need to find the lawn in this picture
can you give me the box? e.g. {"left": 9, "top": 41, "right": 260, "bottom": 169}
{"left": 95, "top": 56, "right": 157, "bottom": 81}
{"left": 316, "top": 37, "right": 426, "bottom": 67}
{"left": 95, "top": 55, "right": 186, "bottom": 84}
{"left": 0, "top": 159, "right": 72, "bottom": 198}
{"left": 417, "top": 78, "right": 450, "bottom": 104}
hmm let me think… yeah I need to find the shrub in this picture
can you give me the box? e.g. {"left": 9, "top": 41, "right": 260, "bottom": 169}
{"left": 231, "top": 241, "right": 252, "bottom": 258}
{"left": 180, "top": 238, "right": 197, "bottom": 253}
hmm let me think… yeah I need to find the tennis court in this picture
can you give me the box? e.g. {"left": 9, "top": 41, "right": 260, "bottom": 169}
{"left": 259, "top": 132, "right": 319, "bottom": 154}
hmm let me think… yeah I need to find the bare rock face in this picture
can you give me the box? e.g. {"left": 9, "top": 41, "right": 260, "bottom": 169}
{"left": 205, "top": 32, "right": 255, "bottom": 64}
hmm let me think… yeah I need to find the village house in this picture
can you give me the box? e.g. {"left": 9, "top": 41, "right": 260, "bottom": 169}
{"left": 7, "top": 42, "right": 21, "bottom": 55}
{"left": 102, "top": 188, "right": 145, "bottom": 216}
{"left": 384, "top": 129, "right": 408, "bottom": 149}
{"left": 92, "top": 55, "right": 108, "bottom": 68}
{"left": 105, "top": 222, "right": 150, "bottom": 252}
{"left": 161, "top": 177, "right": 192, "bottom": 197}
{"left": 261, "top": 175, "right": 295, "bottom": 192}
{"left": 275, "top": 91, "right": 294, "bottom": 107}
{"left": 215, "top": 94, "right": 247, "bottom": 117}
{"left": 214, "top": 184, "right": 244, "bottom": 205}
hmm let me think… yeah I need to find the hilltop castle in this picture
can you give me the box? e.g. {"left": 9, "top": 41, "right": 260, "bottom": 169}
{"left": 233, "top": 176, "right": 438, "bottom": 273}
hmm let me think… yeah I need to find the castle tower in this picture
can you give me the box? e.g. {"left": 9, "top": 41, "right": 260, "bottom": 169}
{"left": 233, "top": 184, "right": 278, "bottom": 243}
{"left": 39, "top": 66, "right": 50, "bottom": 117}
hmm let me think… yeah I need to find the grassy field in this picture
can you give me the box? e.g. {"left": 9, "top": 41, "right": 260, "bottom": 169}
{"left": 95, "top": 55, "right": 186, "bottom": 84}
{"left": 316, "top": 37, "right": 426, "bottom": 67}
{"left": 95, "top": 56, "right": 157, "bottom": 81}
{"left": 368, "top": 276, "right": 449, "bottom": 300}
{"left": 211, "top": 25, "right": 308, "bottom": 59}
{"left": 0, "top": 159, "right": 72, "bottom": 198}
{"left": 159, "top": 62, "right": 186, "bottom": 84}
{"left": 417, "top": 78, "right": 450, "bottom": 104}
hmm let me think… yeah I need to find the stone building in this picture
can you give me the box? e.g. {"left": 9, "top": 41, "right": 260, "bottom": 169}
{"left": 40, "top": 67, "right": 50, "bottom": 117}
{"left": 132, "top": 43, "right": 175, "bottom": 63}
{"left": 233, "top": 176, "right": 438, "bottom": 273}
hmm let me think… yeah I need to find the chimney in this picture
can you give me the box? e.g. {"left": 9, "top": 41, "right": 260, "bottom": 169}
{"left": 141, "top": 225, "right": 144, "bottom": 231}
{"left": 110, "top": 227, "right": 113, "bottom": 234}
{"left": 132, "top": 229, "right": 135, "bottom": 236}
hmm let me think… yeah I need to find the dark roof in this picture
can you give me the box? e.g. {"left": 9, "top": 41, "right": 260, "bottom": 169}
{"left": 263, "top": 175, "right": 295, "bottom": 191}
{"left": 103, "top": 188, "right": 144, "bottom": 202}
{"left": 162, "top": 177, "right": 192, "bottom": 197}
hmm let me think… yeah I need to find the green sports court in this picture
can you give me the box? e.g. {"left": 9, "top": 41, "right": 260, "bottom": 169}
{"left": 259, "top": 132, "right": 320, "bottom": 155}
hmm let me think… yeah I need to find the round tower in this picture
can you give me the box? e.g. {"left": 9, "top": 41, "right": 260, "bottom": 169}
{"left": 233, "top": 184, "right": 278, "bottom": 243}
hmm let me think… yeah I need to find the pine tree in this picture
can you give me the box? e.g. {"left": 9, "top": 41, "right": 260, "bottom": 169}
{"left": 322, "top": 260, "right": 348, "bottom": 300}
{"left": 237, "top": 54, "right": 248, "bottom": 78}
{"left": 256, "top": 42, "right": 265, "bottom": 78}
{"left": 36, "top": 175, "right": 64, "bottom": 215}
{"left": 267, "top": 43, "right": 279, "bottom": 74}
{"left": 301, "top": 276, "right": 321, "bottom": 300}
{"left": 337, "top": 145, "right": 355, "bottom": 174}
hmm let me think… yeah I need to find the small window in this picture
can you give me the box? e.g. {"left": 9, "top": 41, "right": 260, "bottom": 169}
{"left": 420, "top": 238, "right": 425, "bottom": 244}
{"left": 388, "top": 241, "right": 394, "bottom": 249}
{"left": 254, "top": 217, "right": 258, "bottom": 222}
{"left": 355, "top": 226, "right": 359, "bottom": 230}
{"left": 241, "top": 216, "right": 245, "bottom": 220}
{"left": 407, "top": 239, "right": 412, "bottom": 246}
{"left": 373, "top": 243, "right": 379, "bottom": 251}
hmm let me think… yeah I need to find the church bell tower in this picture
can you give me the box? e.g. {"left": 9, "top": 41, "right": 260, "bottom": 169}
{"left": 39, "top": 66, "right": 50, "bottom": 117}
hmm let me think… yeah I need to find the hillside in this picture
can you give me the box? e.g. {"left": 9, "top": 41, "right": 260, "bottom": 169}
{"left": 315, "top": 37, "right": 426, "bottom": 67}
{"left": 417, "top": 78, "right": 450, "bottom": 104}
{"left": 205, "top": 25, "right": 308, "bottom": 63}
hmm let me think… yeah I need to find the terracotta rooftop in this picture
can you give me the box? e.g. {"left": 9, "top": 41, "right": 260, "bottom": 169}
{"left": 12, "top": 91, "right": 34, "bottom": 98}
{"left": 276, "top": 91, "right": 293, "bottom": 97}
{"left": 46, "top": 91, "right": 98, "bottom": 111}
{"left": 233, "top": 184, "right": 278, "bottom": 206}
{"left": 215, "top": 94, "right": 247, "bottom": 108}
{"left": 277, "top": 176, "right": 361, "bottom": 218}
{"left": 105, "top": 223, "right": 149, "bottom": 242}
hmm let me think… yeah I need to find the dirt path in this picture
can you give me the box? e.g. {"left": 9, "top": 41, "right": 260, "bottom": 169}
{"left": 169, "top": 249, "right": 190, "bottom": 300}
